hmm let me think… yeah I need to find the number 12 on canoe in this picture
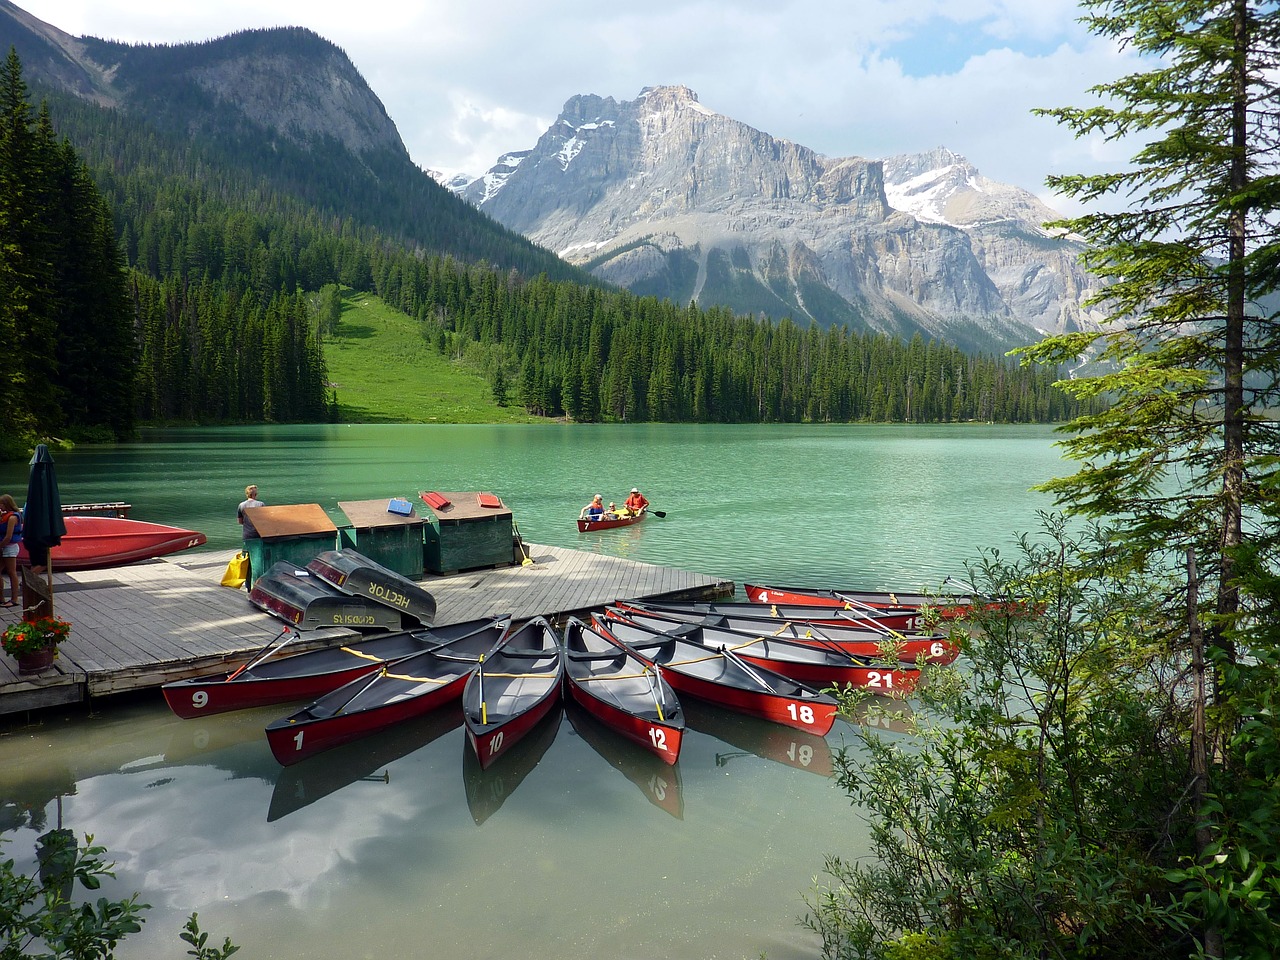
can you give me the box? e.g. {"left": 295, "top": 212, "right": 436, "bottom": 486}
{"left": 648, "top": 726, "right": 671, "bottom": 754}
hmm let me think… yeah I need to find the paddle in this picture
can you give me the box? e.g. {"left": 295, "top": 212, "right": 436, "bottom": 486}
{"left": 511, "top": 520, "right": 534, "bottom": 566}
{"left": 334, "top": 664, "right": 389, "bottom": 715}
{"left": 650, "top": 510, "right": 666, "bottom": 518}
{"left": 644, "top": 665, "right": 666, "bottom": 722}
{"left": 477, "top": 653, "right": 487, "bottom": 725}
{"left": 718, "top": 644, "right": 777, "bottom": 691}
{"left": 835, "top": 592, "right": 909, "bottom": 634}
{"left": 226, "top": 627, "right": 297, "bottom": 682}
{"left": 767, "top": 623, "right": 863, "bottom": 665}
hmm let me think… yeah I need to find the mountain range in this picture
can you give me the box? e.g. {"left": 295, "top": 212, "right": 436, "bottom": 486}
{"left": 2, "top": 0, "right": 1098, "bottom": 354}
{"left": 448, "top": 85, "right": 1103, "bottom": 352}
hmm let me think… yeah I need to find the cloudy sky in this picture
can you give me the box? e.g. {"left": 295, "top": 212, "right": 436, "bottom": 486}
{"left": 20, "top": 0, "right": 1138, "bottom": 210}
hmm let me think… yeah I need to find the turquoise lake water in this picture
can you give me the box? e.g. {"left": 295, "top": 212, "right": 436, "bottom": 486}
{"left": 0, "top": 423, "right": 1069, "bottom": 960}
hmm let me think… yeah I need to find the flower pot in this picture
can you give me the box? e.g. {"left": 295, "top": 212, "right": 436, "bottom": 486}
{"left": 16, "top": 646, "right": 56, "bottom": 675}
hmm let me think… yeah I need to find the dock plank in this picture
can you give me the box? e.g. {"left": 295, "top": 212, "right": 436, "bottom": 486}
{"left": 1, "top": 544, "right": 731, "bottom": 716}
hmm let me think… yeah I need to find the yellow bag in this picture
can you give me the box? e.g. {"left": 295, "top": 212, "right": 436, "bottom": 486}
{"left": 220, "top": 551, "right": 249, "bottom": 588}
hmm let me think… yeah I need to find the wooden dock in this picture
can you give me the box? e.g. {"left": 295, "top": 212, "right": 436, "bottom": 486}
{"left": 0, "top": 544, "right": 733, "bottom": 717}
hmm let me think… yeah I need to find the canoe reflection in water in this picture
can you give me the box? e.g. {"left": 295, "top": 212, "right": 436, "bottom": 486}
{"left": 268, "top": 704, "right": 463, "bottom": 822}
{"left": 845, "top": 694, "right": 916, "bottom": 736}
{"left": 462, "top": 704, "right": 562, "bottom": 826}
{"left": 681, "top": 698, "right": 835, "bottom": 778}
{"left": 566, "top": 700, "right": 684, "bottom": 820}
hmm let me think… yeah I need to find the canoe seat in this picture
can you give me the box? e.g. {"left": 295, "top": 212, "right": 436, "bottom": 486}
{"left": 567, "top": 651, "right": 628, "bottom": 662}
{"left": 496, "top": 648, "right": 558, "bottom": 659}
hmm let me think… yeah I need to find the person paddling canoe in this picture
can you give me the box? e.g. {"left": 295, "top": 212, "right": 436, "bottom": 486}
{"left": 620, "top": 487, "right": 649, "bottom": 517}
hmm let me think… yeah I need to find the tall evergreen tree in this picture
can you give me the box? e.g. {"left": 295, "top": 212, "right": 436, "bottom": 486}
{"left": 1024, "top": 0, "right": 1280, "bottom": 633}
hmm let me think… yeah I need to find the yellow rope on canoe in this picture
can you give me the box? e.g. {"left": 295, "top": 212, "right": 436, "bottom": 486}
{"left": 381, "top": 671, "right": 451, "bottom": 683}
{"left": 340, "top": 646, "right": 388, "bottom": 662}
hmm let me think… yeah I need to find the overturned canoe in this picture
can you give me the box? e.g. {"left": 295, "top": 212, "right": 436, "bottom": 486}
{"left": 307, "top": 548, "right": 437, "bottom": 626}
{"left": 249, "top": 561, "right": 405, "bottom": 632}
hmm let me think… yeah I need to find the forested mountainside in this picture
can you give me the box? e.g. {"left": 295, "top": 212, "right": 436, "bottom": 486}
{"left": 0, "top": 6, "right": 1083, "bottom": 443}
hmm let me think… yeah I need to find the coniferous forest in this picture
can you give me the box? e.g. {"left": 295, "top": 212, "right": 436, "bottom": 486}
{"left": 0, "top": 41, "right": 1082, "bottom": 458}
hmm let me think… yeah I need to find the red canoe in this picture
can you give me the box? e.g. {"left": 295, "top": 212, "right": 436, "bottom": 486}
{"left": 564, "top": 616, "right": 685, "bottom": 765}
{"left": 462, "top": 617, "right": 564, "bottom": 770}
{"left": 612, "top": 600, "right": 959, "bottom": 665}
{"left": 744, "top": 583, "right": 973, "bottom": 624}
{"left": 162, "top": 616, "right": 509, "bottom": 718}
{"left": 265, "top": 623, "right": 507, "bottom": 765}
{"left": 19, "top": 515, "right": 206, "bottom": 571}
{"left": 577, "top": 512, "right": 645, "bottom": 533}
{"left": 625, "top": 597, "right": 937, "bottom": 634}
{"left": 605, "top": 608, "right": 920, "bottom": 696}
{"left": 596, "top": 615, "right": 837, "bottom": 736}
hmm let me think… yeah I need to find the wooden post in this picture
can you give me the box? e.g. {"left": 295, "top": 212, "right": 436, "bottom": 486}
{"left": 21, "top": 566, "right": 52, "bottom": 622}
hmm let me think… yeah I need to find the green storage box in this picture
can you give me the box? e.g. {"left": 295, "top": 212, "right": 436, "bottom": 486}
{"left": 337, "top": 499, "right": 426, "bottom": 579}
{"left": 242, "top": 503, "right": 338, "bottom": 588}
{"left": 420, "top": 491, "right": 514, "bottom": 575}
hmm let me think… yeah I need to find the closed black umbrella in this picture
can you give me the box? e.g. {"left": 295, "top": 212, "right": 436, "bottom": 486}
{"left": 25, "top": 445, "right": 65, "bottom": 606}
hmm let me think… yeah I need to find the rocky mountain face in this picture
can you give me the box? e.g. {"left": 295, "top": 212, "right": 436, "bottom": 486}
{"left": 455, "top": 85, "right": 1102, "bottom": 350}
{"left": 0, "top": 0, "right": 404, "bottom": 160}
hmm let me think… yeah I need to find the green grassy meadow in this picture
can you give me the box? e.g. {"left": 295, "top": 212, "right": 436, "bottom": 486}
{"left": 323, "top": 293, "right": 541, "bottom": 424}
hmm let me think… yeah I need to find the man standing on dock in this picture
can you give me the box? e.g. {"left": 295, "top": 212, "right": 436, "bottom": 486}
{"left": 237, "top": 484, "right": 264, "bottom": 589}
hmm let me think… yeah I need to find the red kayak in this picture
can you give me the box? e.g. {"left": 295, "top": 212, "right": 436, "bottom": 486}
{"left": 19, "top": 515, "right": 206, "bottom": 571}
{"left": 744, "top": 583, "right": 973, "bottom": 622}
{"left": 596, "top": 615, "right": 837, "bottom": 736}
{"left": 577, "top": 512, "right": 645, "bottom": 533}
{"left": 612, "top": 600, "right": 959, "bottom": 665}
{"left": 462, "top": 617, "right": 564, "bottom": 770}
{"left": 605, "top": 608, "right": 921, "bottom": 696}
{"left": 564, "top": 616, "right": 685, "bottom": 765}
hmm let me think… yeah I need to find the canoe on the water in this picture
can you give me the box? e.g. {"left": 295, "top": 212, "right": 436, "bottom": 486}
{"left": 604, "top": 608, "right": 921, "bottom": 696}
{"left": 596, "top": 615, "right": 837, "bottom": 736}
{"left": 563, "top": 616, "right": 685, "bottom": 765}
{"left": 265, "top": 622, "right": 508, "bottom": 765}
{"left": 162, "top": 616, "right": 510, "bottom": 719}
{"left": 743, "top": 583, "right": 974, "bottom": 620}
{"left": 611, "top": 599, "right": 959, "bottom": 665}
{"left": 461, "top": 617, "right": 564, "bottom": 770}
{"left": 19, "top": 516, "right": 206, "bottom": 571}
{"left": 620, "top": 597, "right": 937, "bottom": 634}
{"left": 577, "top": 512, "right": 645, "bottom": 533}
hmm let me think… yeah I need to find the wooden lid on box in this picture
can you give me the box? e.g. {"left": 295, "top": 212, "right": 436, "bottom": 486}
{"left": 243, "top": 504, "right": 337, "bottom": 539}
{"left": 339, "top": 499, "right": 425, "bottom": 528}
{"left": 418, "top": 491, "right": 511, "bottom": 521}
